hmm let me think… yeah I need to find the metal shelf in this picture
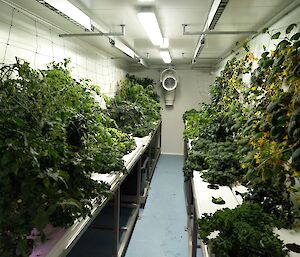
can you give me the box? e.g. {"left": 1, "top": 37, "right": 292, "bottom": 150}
{"left": 30, "top": 122, "right": 162, "bottom": 257}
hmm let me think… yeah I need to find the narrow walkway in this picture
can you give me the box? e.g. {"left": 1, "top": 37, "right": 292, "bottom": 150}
{"left": 125, "top": 154, "right": 188, "bottom": 257}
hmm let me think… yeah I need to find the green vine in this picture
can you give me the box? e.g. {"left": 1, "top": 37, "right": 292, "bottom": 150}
{"left": 184, "top": 23, "right": 300, "bottom": 256}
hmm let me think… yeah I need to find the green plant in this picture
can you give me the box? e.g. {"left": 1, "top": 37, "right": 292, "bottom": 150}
{"left": 125, "top": 73, "right": 160, "bottom": 102}
{"left": 237, "top": 27, "right": 300, "bottom": 224}
{"left": 184, "top": 23, "right": 300, "bottom": 226}
{"left": 182, "top": 104, "right": 212, "bottom": 140}
{"left": 106, "top": 77, "right": 161, "bottom": 137}
{"left": 106, "top": 100, "right": 149, "bottom": 137}
{"left": 241, "top": 181, "right": 295, "bottom": 227}
{"left": 198, "top": 203, "right": 288, "bottom": 257}
{"left": 184, "top": 138, "right": 243, "bottom": 186}
{"left": 0, "top": 59, "right": 135, "bottom": 256}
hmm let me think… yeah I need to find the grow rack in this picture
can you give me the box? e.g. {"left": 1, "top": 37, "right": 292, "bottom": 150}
{"left": 29, "top": 121, "right": 161, "bottom": 257}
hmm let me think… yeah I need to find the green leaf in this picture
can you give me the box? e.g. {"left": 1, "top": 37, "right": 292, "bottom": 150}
{"left": 273, "top": 55, "right": 285, "bottom": 68}
{"left": 262, "top": 27, "right": 269, "bottom": 33}
{"left": 14, "top": 117, "right": 25, "bottom": 126}
{"left": 286, "top": 23, "right": 297, "bottom": 34}
{"left": 293, "top": 41, "right": 300, "bottom": 49}
{"left": 59, "top": 199, "right": 82, "bottom": 210}
{"left": 271, "top": 32, "right": 281, "bottom": 39}
{"left": 277, "top": 39, "right": 291, "bottom": 50}
{"left": 253, "top": 132, "right": 264, "bottom": 139}
{"left": 261, "top": 52, "right": 269, "bottom": 58}
{"left": 1, "top": 152, "right": 14, "bottom": 167}
{"left": 291, "top": 32, "right": 300, "bottom": 41}
{"left": 242, "top": 43, "right": 250, "bottom": 52}
{"left": 33, "top": 208, "right": 49, "bottom": 230}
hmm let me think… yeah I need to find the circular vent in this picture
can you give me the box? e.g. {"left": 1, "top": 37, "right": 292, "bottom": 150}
{"left": 160, "top": 69, "right": 178, "bottom": 91}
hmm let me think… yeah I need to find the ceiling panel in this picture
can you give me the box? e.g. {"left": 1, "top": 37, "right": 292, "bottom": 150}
{"left": 5, "top": 0, "right": 300, "bottom": 70}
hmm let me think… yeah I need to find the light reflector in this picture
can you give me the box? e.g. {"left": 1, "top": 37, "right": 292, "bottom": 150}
{"left": 137, "top": 11, "right": 163, "bottom": 46}
{"left": 160, "top": 50, "right": 172, "bottom": 64}
{"left": 114, "top": 40, "right": 135, "bottom": 59}
{"left": 160, "top": 38, "right": 169, "bottom": 48}
{"left": 37, "top": 0, "right": 92, "bottom": 30}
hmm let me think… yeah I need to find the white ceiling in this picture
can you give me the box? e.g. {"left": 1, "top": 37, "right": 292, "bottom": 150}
{"left": 6, "top": 0, "right": 300, "bottom": 70}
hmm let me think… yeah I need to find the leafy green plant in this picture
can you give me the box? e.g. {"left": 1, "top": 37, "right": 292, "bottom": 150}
{"left": 237, "top": 27, "right": 300, "bottom": 225}
{"left": 184, "top": 23, "right": 300, "bottom": 226}
{"left": 0, "top": 59, "right": 135, "bottom": 256}
{"left": 184, "top": 138, "right": 243, "bottom": 186}
{"left": 183, "top": 104, "right": 212, "bottom": 140}
{"left": 125, "top": 73, "right": 160, "bottom": 102}
{"left": 106, "top": 77, "right": 161, "bottom": 137}
{"left": 240, "top": 181, "right": 295, "bottom": 227}
{"left": 198, "top": 203, "right": 288, "bottom": 257}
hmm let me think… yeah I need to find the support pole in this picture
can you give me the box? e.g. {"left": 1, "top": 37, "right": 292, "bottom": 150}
{"left": 182, "top": 24, "right": 256, "bottom": 35}
{"left": 59, "top": 24, "right": 125, "bottom": 37}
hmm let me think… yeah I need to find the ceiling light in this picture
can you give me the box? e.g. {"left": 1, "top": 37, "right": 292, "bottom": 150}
{"left": 36, "top": 0, "right": 92, "bottom": 30}
{"left": 138, "top": 58, "right": 149, "bottom": 67}
{"left": 192, "top": 0, "right": 228, "bottom": 62}
{"left": 192, "top": 36, "right": 205, "bottom": 64}
{"left": 110, "top": 39, "right": 135, "bottom": 59}
{"left": 160, "top": 50, "right": 172, "bottom": 64}
{"left": 160, "top": 38, "right": 169, "bottom": 48}
{"left": 137, "top": 11, "right": 163, "bottom": 46}
{"left": 206, "top": 0, "right": 229, "bottom": 30}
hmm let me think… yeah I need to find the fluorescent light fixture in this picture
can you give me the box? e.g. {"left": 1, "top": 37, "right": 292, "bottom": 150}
{"left": 138, "top": 0, "right": 155, "bottom": 2}
{"left": 110, "top": 39, "right": 135, "bottom": 59}
{"left": 160, "top": 38, "right": 169, "bottom": 48}
{"left": 192, "top": 36, "right": 205, "bottom": 63}
{"left": 138, "top": 58, "right": 149, "bottom": 67}
{"left": 91, "top": 20, "right": 109, "bottom": 34}
{"left": 36, "top": 0, "right": 92, "bottom": 30}
{"left": 137, "top": 11, "right": 163, "bottom": 46}
{"left": 160, "top": 50, "right": 172, "bottom": 64}
{"left": 206, "top": 0, "right": 229, "bottom": 30}
{"left": 192, "top": 0, "right": 228, "bottom": 62}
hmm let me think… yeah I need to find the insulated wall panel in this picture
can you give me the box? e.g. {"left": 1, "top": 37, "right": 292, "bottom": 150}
{"left": 0, "top": 1, "right": 125, "bottom": 95}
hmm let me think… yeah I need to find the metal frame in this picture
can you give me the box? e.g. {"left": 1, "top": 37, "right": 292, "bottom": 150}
{"left": 182, "top": 24, "right": 257, "bottom": 36}
{"left": 76, "top": 122, "right": 161, "bottom": 257}
{"left": 140, "top": 121, "right": 162, "bottom": 205}
{"left": 59, "top": 25, "right": 125, "bottom": 37}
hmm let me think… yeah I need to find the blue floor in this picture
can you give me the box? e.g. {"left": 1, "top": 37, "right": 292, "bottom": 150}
{"left": 125, "top": 154, "right": 188, "bottom": 257}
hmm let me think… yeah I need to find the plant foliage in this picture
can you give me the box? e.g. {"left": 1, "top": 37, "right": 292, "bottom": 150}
{"left": 184, "top": 23, "right": 300, "bottom": 256}
{"left": 106, "top": 76, "right": 161, "bottom": 137}
{"left": 0, "top": 59, "right": 135, "bottom": 256}
{"left": 198, "top": 203, "right": 288, "bottom": 257}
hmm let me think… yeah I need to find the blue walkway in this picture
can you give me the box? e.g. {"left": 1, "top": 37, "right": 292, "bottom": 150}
{"left": 125, "top": 154, "right": 188, "bottom": 257}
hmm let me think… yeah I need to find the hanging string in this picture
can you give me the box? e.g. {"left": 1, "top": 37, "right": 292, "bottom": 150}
{"left": 2, "top": 8, "right": 15, "bottom": 65}
{"left": 34, "top": 20, "right": 38, "bottom": 68}
{"left": 49, "top": 28, "right": 55, "bottom": 60}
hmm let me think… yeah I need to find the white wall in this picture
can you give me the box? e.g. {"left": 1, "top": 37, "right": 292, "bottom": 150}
{"left": 134, "top": 69, "right": 213, "bottom": 155}
{"left": 0, "top": 1, "right": 125, "bottom": 97}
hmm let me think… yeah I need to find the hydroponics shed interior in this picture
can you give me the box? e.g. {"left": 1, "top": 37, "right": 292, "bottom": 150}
{"left": 0, "top": 0, "right": 300, "bottom": 257}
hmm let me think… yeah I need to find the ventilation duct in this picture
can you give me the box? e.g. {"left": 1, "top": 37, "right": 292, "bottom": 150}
{"left": 160, "top": 68, "right": 178, "bottom": 106}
